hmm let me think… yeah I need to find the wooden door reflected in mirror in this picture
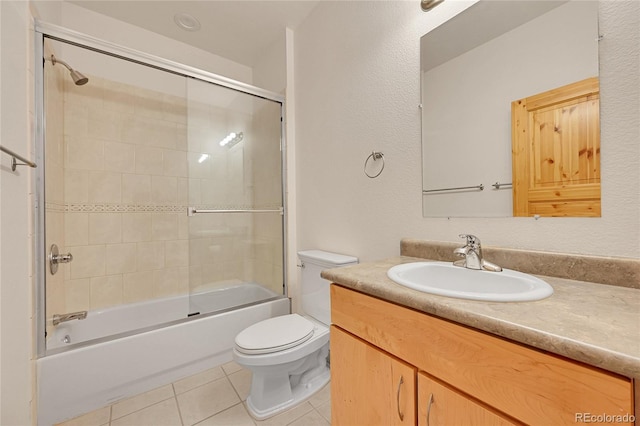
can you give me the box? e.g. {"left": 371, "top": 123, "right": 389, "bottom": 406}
{"left": 512, "top": 77, "right": 601, "bottom": 217}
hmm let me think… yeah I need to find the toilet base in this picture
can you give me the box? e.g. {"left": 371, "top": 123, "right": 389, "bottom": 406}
{"left": 245, "top": 365, "right": 330, "bottom": 420}
{"left": 243, "top": 343, "right": 330, "bottom": 420}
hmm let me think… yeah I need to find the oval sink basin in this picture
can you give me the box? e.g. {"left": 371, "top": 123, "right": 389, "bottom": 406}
{"left": 387, "top": 261, "right": 553, "bottom": 302}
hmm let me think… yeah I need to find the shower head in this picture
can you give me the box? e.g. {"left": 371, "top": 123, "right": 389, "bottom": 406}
{"left": 49, "top": 55, "right": 89, "bottom": 86}
{"left": 68, "top": 69, "right": 89, "bottom": 86}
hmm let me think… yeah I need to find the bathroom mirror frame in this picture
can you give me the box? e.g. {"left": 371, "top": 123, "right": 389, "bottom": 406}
{"left": 420, "top": 0, "right": 600, "bottom": 218}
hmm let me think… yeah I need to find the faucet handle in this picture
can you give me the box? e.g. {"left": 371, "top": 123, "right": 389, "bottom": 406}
{"left": 458, "top": 234, "right": 480, "bottom": 247}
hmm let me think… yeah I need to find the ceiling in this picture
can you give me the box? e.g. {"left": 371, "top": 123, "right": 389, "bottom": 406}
{"left": 68, "top": 1, "right": 321, "bottom": 67}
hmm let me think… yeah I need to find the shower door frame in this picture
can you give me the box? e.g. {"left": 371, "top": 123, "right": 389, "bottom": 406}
{"left": 34, "top": 21, "right": 288, "bottom": 358}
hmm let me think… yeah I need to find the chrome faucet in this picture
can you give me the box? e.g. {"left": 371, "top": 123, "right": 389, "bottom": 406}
{"left": 453, "top": 234, "right": 502, "bottom": 272}
{"left": 52, "top": 311, "right": 87, "bottom": 326}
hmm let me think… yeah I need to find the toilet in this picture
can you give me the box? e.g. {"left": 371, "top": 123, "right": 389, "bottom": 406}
{"left": 233, "top": 250, "right": 358, "bottom": 420}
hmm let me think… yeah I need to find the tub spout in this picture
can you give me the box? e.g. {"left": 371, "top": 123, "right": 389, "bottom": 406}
{"left": 53, "top": 311, "right": 87, "bottom": 326}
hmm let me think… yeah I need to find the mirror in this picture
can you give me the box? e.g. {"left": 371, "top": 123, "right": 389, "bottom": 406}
{"left": 420, "top": 0, "right": 600, "bottom": 217}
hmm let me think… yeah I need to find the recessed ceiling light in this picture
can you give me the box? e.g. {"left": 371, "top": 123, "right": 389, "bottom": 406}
{"left": 174, "top": 13, "right": 201, "bottom": 32}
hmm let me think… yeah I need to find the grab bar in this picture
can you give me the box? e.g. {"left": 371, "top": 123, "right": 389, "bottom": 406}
{"left": 0, "top": 145, "right": 37, "bottom": 171}
{"left": 188, "top": 207, "right": 283, "bottom": 216}
{"left": 423, "top": 184, "right": 484, "bottom": 194}
{"left": 52, "top": 311, "right": 87, "bottom": 326}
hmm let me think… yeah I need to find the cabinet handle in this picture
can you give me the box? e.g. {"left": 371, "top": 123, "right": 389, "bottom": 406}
{"left": 426, "top": 393, "right": 434, "bottom": 426}
{"left": 396, "top": 376, "right": 404, "bottom": 421}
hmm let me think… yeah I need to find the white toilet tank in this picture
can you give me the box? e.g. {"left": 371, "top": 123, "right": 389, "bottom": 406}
{"left": 297, "top": 250, "right": 358, "bottom": 326}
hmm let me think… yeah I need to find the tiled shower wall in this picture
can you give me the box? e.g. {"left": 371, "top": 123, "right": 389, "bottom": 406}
{"left": 45, "top": 64, "right": 283, "bottom": 325}
{"left": 186, "top": 98, "right": 254, "bottom": 293}
{"left": 186, "top": 93, "right": 283, "bottom": 295}
{"left": 60, "top": 74, "right": 190, "bottom": 314}
{"left": 250, "top": 101, "right": 284, "bottom": 293}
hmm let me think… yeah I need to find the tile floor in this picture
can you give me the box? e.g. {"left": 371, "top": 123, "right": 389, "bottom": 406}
{"left": 56, "top": 361, "right": 331, "bottom": 426}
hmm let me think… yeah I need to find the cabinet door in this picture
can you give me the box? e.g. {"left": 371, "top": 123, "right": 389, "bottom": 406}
{"left": 418, "top": 372, "right": 519, "bottom": 426}
{"left": 331, "top": 325, "right": 416, "bottom": 426}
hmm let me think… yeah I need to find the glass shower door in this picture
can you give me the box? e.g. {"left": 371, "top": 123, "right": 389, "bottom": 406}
{"left": 40, "top": 34, "right": 286, "bottom": 351}
{"left": 186, "top": 78, "right": 285, "bottom": 316}
{"left": 42, "top": 37, "right": 190, "bottom": 350}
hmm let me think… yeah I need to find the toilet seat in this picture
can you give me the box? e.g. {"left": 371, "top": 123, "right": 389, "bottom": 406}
{"left": 235, "top": 314, "right": 315, "bottom": 355}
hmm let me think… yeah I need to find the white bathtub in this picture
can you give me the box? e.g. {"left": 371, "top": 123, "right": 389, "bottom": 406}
{"left": 47, "top": 283, "right": 279, "bottom": 350}
{"left": 37, "top": 283, "right": 289, "bottom": 425}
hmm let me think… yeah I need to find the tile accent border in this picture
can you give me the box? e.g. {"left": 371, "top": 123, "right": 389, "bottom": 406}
{"left": 65, "top": 204, "right": 187, "bottom": 213}
{"left": 62, "top": 204, "right": 282, "bottom": 213}
{"left": 400, "top": 238, "right": 640, "bottom": 289}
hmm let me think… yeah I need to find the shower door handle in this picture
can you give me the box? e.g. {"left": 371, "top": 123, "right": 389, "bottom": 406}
{"left": 49, "top": 244, "right": 73, "bottom": 275}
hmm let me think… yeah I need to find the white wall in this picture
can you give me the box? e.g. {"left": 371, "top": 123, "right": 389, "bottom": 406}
{"left": 294, "top": 0, "right": 639, "bottom": 261}
{"left": 0, "top": 2, "right": 35, "bottom": 424}
{"left": 253, "top": 31, "right": 287, "bottom": 95}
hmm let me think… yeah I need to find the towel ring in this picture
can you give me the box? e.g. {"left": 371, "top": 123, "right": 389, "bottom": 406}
{"left": 364, "top": 151, "right": 385, "bottom": 178}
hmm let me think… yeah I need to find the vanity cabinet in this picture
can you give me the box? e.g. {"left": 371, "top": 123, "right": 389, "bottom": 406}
{"left": 418, "top": 372, "right": 518, "bottom": 425}
{"left": 330, "top": 284, "right": 634, "bottom": 425}
{"left": 331, "top": 326, "right": 416, "bottom": 425}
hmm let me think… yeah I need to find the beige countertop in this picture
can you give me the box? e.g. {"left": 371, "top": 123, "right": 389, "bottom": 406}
{"left": 322, "top": 256, "right": 640, "bottom": 379}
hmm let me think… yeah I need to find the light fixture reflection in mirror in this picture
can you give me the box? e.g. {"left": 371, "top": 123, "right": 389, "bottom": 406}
{"left": 420, "top": 0, "right": 599, "bottom": 218}
{"left": 219, "top": 132, "right": 244, "bottom": 149}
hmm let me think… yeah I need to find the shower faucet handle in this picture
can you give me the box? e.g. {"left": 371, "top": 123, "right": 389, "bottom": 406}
{"left": 49, "top": 244, "right": 73, "bottom": 275}
{"left": 55, "top": 253, "right": 73, "bottom": 263}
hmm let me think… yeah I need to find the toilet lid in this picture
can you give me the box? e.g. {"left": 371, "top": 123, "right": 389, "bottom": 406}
{"left": 235, "top": 314, "right": 315, "bottom": 355}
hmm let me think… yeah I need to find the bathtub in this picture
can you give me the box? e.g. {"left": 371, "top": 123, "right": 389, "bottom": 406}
{"left": 46, "top": 283, "right": 280, "bottom": 350}
{"left": 37, "top": 283, "right": 289, "bottom": 425}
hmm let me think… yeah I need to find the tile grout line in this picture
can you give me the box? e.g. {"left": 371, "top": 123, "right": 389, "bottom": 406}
{"left": 314, "top": 406, "right": 330, "bottom": 425}
{"left": 225, "top": 375, "right": 245, "bottom": 404}
{"left": 109, "top": 392, "right": 178, "bottom": 424}
{"left": 173, "top": 372, "right": 229, "bottom": 398}
{"left": 171, "top": 383, "right": 186, "bottom": 426}
{"left": 200, "top": 402, "right": 256, "bottom": 426}
{"left": 222, "top": 365, "right": 258, "bottom": 426}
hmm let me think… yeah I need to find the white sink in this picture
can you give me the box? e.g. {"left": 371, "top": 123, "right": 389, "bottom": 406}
{"left": 387, "top": 261, "right": 553, "bottom": 302}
